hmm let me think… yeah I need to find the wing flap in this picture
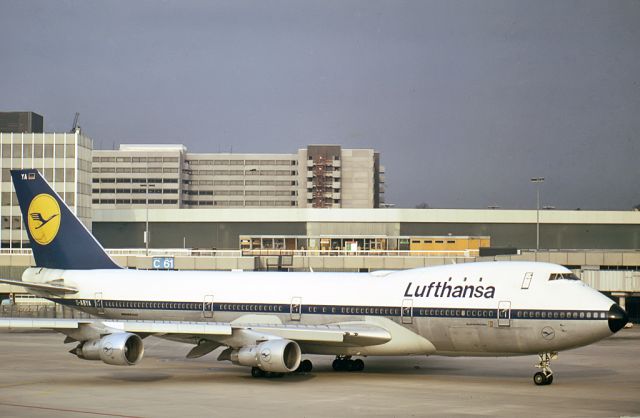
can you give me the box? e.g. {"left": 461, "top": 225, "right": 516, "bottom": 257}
{"left": 237, "top": 323, "right": 392, "bottom": 346}
{"left": 0, "top": 318, "right": 82, "bottom": 329}
{"left": 0, "top": 318, "right": 232, "bottom": 336}
{"left": 103, "top": 320, "right": 233, "bottom": 336}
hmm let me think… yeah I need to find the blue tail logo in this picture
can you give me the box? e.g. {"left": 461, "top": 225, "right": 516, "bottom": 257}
{"left": 11, "top": 169, "right": 120, "bottom": 270}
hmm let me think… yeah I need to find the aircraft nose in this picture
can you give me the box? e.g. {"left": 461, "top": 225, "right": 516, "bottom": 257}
{"left": 608, "top": 303, "right": 629, "bottom": 333}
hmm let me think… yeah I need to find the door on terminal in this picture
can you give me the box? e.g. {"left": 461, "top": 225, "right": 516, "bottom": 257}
{"left": 498, "top": 301, "right": 511, "bottom": 327}
{"left": 95, "top": 292, "right": 104, "bottom": 315}
{"left": 401, "top": 298, "right": 413, "bottom": 324}
{"left": 203, "top": 295, "right": 214, "bottom": 319}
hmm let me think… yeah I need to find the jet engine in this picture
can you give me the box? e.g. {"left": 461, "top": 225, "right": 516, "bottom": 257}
{"left": 231, "top": 339, "right": 301, "bottom": 373}
{"left": 71, "top": 333, "right": 144, "bottom": 366}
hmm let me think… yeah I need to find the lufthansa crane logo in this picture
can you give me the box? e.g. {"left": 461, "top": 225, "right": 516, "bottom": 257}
{"left": 541, "top": 326, "right": 556, "bottom": 340}
{"left": 260, "top": 348, "right": 272, "bottom": 362}
{"left": 27, "top": 194, "right": 61, "bottom": 245}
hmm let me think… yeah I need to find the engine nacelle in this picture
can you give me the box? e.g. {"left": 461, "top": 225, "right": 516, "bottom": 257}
{"left": 231, "top": 339, "right": 301, "bottom": 373}
{"left": 72, "top": 333, "right": 144, "bottom": 366}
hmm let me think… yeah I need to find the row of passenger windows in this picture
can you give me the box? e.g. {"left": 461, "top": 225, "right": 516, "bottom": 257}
{"left": 416, "top": 308, "right": 496, "bottom": 318}
{"left": 516, "top": 310, "right": 606, "bottom": 319}
{"left": 91, "top": 301, "right": 606, "bottom": 320}
{"left": 103, "top": 301, "right": 201, "bottom": 310}
{"left": 307, "top": 306, "right": 402, "bottom": 316}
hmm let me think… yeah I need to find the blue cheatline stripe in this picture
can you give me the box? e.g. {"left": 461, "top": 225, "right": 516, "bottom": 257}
{"left": 49, "top": 298, "right": 609, "bottom": 321}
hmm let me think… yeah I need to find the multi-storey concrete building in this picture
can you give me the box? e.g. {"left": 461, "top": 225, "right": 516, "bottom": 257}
{"left": 0, "top": 112, "right": 44, "bottom": 134}
{"left": 0, "top": 131, "right": 93, "bottom": 248}
{"left": 92, "top": 144, "right": 384, "bottom": 209}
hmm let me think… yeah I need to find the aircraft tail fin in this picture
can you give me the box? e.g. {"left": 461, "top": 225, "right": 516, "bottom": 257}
{"left": 11, "top": 169, "right": 121, "bottom": 270}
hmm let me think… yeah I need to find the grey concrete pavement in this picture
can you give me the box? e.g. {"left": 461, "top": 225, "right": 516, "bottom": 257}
{"left": 0, "top": 329, "right": 639, "bottom": 417}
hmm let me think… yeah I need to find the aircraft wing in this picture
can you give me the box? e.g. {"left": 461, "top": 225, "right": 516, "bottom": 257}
{"left": 0, "top": 279, "right": 78, "bottom": 295}
{"left": 0, "top": 318, "right": 232, "bottom": 335}
{"left": 0, "top": 318, "right": 390, "bottom": 346}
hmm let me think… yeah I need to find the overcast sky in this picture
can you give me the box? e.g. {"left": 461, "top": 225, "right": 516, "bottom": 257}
{"left": 1, "top": 1, "right": 639, "bottom": 209}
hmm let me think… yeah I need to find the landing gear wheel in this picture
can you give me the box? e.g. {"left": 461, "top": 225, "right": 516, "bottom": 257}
{"left": 352, "top": 359, "right": 365, "bottom": 372}
{"left": 332, "top": 358, "right": 348, "bottom": 371}
{"left": 533, "top": 352, "right": 557, "bottom": 385}
{"left": 298, "top": 359, "right": 313, "bottom": 373}
{"left": 533, "top": 372, "right": 547, "bottom": 386}
{"left": 251, "top": 367, "right": 265, "bottom": 378}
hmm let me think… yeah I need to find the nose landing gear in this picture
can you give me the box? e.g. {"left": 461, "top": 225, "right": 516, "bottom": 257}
{"left": 533, "top": 352, "right": 557, "bottom": 385}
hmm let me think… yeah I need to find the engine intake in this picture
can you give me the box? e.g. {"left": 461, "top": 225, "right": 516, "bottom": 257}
{"left": 72, "top": 333, "right": 144, "bottom": 366}
{"left": 231, "top": 339, "right": 301, "bottom": 373}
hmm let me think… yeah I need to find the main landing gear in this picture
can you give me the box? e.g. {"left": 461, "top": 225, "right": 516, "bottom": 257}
{"left": 251, "top": 367, "right": 284, "bottom": 378}
{"left": 296, "top": 359, "right": 313, "bottom": 373}
{"left": 533, "top": 352, "right": 557, "bottom": 386}
{"left": 250, "top": 359, "right": 313, "bottom": 378}
{"left": 332, "top": 356, "right": 365, "bottom": 372}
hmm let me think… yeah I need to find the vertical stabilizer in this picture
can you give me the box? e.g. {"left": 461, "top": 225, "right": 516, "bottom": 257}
{"left": 11, "top": 169, "right": 120, "bottom": 270}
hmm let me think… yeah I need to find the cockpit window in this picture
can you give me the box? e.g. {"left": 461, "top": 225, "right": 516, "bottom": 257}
{"left": 549, "top": 273, "right": 580, "bottom": 281}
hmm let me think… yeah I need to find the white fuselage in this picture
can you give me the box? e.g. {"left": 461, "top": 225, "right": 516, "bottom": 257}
{"left": 26, "top": 261, "right": 617, "bottom": 356}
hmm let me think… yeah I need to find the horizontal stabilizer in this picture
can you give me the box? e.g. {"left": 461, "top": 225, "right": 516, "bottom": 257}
{"left": 0, "top": 278, "right": 78, "bottom": 294}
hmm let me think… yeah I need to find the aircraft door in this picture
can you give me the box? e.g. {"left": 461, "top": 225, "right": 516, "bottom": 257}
{"left": 291, "top": 297, "right": 302, "bottom": 321}
{"left": 401, "top": 298, "right": 413, "bottom": 324}
{"left": 95, "top": 292, "right": 104, "bottom": 315}
{"left": 203, "top": 295, "right": 214, "bottom": 319}
{"left": 498, "top": 301, "right": 511, "bottom": 327}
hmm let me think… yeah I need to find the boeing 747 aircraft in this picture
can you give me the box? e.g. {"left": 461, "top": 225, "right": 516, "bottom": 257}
{"left": 0, "top": 169, "right": 628, "bottom": 385}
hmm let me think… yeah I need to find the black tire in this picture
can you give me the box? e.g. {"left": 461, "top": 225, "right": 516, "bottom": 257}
{"left": 300, "top": 359, "right": 313, "bottom": 373}
{"left": 533, "top": 372, "right": 546, "bottom": 385}
{"left": 332, "top": 359, "right": 345, "bottom": 371}
{"left": 251, "top": 367, "right": 264, "bottom": 378}
{"left": 545, "top": 374, "right": 554, "bottom": 385}
{"left": 353, "top": 359, "right": 364, "bottom": 372}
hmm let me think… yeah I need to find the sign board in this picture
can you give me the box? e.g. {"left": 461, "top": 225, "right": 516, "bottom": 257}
{"left": 152, "top": 257, "right": 174, "bottom": 270}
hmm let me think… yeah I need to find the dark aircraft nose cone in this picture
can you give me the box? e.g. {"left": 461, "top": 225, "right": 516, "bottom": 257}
{"left": 608, "top": 304, "right": 629, "bottom": 333}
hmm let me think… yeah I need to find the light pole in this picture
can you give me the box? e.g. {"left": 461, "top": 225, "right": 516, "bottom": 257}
{"left": 530, "top": 177, "right": 545, "bottom": 250}
{"left": 141, "top": 182, "right": 156, "bottom": 256}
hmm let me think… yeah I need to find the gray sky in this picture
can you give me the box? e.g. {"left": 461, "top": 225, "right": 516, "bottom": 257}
{"left": 1, "top": 1, "right": 639, "bottom": 209}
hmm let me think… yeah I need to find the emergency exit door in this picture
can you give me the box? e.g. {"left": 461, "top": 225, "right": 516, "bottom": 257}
{"left": 401, "top": 298, "right": 413, "bottom": 324}
{"left": 498, "top": 301, "right": 511, "bottom": 327}
{"left": 95, "top": 292, "right": 104, "bottom": 315}
{"left": 291, "top": 297, "right": 302, "bottom": 321}
{"left": 203, "top": 295, "right": 214, "bottom": 319}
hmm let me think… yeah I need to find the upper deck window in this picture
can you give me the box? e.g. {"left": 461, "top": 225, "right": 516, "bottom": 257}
{"left": 549, "top": 273, "right": 580, "bottom": 281}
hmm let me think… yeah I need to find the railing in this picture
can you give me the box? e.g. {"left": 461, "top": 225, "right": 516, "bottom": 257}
{"left": 107, "top": 248, "right": 476, "bottom": 258}
{"left": 241, "top": 249, "right": 477, "bottom": 258}
{"left": 2, "top": 247, "right": 638, "bottom": 259}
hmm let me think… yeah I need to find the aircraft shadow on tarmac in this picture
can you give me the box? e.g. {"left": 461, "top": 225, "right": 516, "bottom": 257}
{"left": 91, "top": 354, "right": 616, "bottom": 385}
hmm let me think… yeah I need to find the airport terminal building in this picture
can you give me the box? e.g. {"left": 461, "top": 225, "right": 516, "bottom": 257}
{"left": 92, "top": 144, "right": 384, "bottom": 209}
{"left": 0, "top": 113, "right": 639, "bottom": 320}
{"left": 0, "top": 130, "right": 93, "bottom": 248}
